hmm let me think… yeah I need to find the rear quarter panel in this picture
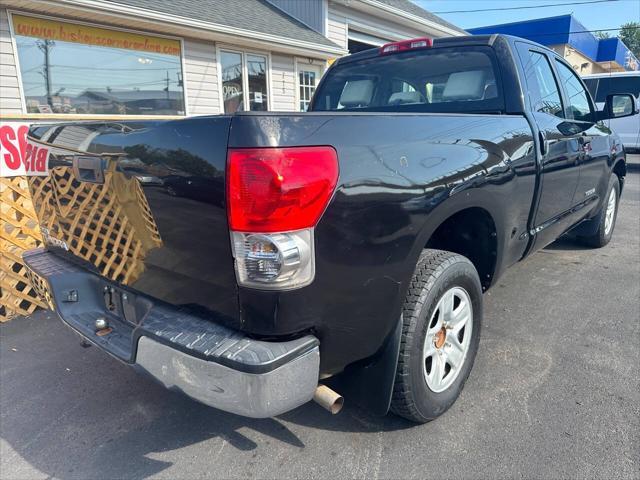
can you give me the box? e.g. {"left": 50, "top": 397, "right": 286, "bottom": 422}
{"left": 229, "top": 112, "right": 536, "bottom": 373}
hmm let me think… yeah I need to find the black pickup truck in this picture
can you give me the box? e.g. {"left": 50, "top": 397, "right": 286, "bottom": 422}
{"left": 24, "top": 34, "right": 636, "bottom": 423}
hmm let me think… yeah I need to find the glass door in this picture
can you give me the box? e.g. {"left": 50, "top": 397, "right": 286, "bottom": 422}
{"left": 221, "top": 50, "right": 269, "bottom": 113}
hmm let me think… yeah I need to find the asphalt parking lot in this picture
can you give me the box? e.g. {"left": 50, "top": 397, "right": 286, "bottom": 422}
{"left": 1, "top": 163, "right": 639, "bottom": 480}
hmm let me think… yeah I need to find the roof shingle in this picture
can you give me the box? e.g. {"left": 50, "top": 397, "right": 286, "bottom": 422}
{"left": 102, "top": 0, "right": 341, "bottom": 48}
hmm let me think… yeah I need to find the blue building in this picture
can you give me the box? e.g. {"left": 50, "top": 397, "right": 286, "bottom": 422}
{"left": 468, "top": 15, "right": 639, "bottom": 73}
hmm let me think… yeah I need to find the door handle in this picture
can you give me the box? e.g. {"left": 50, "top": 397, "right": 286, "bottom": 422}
{"left": 72, "top": 156, "right": 105, "bottom": 184}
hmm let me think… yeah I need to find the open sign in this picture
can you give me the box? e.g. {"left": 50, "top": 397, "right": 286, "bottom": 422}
{"left": 0, "top": 121, "right": 50, "bottom": 177}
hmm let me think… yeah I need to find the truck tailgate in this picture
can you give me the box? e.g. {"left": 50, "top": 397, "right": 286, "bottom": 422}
{"left": 26, "top": 117, "right": 240, "bottom": 327}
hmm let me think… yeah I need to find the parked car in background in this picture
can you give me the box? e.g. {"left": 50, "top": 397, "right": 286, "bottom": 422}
{"left": 583, "top": 71, "right": 640, "bottom": 152}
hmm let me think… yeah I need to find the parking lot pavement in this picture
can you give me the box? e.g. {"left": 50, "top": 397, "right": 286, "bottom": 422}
{"left": 1, "top": 173, "right": 638, "bottom": 480}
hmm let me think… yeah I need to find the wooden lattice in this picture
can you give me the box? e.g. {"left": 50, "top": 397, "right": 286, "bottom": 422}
{"left": 0, "top": 177, "right": 47, "bottom": 320}
{"left": 1, "top": 162, "right": 162, "bottom": 321}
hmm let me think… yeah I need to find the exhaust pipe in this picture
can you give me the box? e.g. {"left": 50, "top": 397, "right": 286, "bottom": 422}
{"left": 313, "top": 384, "right": 344, "bottom": 414}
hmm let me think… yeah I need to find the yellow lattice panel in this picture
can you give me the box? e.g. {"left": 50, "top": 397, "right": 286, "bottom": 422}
{"left": 0, "top": 177, "right": 47, "bottom": 320}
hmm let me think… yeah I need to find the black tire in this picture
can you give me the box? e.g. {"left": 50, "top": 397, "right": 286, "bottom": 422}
{"left": 391, "top": 249, "right": 482, "bottom": 423}
{"left": 580, "top": 174, "right": 620, "bottom": 248}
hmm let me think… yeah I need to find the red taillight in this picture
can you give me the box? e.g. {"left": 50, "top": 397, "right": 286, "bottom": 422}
{"left": 227, "top": 146, "right": 339, "bottom": 233}
{"left": 380, "top": 37, "right": 433, "bottom": 55}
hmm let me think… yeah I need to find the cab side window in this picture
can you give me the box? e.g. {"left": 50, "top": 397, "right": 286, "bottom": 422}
{"left": 554, "top": 60, "right": 593, "bottom": 122}
{"left": 522, "top": 51, "right": 564, "bottom": 118}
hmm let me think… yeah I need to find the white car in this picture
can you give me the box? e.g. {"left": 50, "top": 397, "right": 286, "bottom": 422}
{"left": 582, "top": 71, "right": 640, "bottom": 152}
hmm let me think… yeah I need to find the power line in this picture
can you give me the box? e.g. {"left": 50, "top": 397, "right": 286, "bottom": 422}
{"left": 433, "top": 0, "right": 621, "bottom": 14}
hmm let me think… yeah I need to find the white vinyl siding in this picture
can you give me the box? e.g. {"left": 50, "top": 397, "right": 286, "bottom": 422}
{"left": 183, "top": 38, "right": 220, "bottom": 115}
{"left": 271, "top": 53, "right": 296, "bottom": 111}
{"left": 327, "top": 9, "right": 348, "bottom": 49}
{"left": 0, "top": 8, "right": 23, "bottom": 113}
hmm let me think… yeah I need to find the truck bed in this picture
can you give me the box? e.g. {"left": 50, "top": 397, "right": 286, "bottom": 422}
{"left": 28, "top": 111, "right": 536, "bottom": 372}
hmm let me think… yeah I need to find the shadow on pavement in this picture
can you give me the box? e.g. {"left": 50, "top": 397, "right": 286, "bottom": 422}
{"left": 0, "top": 311, "right": 411, "bottom": 479}
{"left": 543, "top": 235, "right": 592, "bottom": 252}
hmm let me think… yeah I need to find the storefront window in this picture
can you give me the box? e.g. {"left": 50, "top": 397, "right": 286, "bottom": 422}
{"left": 220, "top": 50, "right": 269, "bottom": 113}
{"left": 13, "top": 14, "right": 185, "bottom": 115}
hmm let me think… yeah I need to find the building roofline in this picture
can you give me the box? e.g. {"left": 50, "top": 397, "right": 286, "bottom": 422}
{"left": 39, "top": 0, "right": 347, "bottom": 57}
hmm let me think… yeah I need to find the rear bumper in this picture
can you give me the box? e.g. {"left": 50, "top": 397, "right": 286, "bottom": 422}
{"left": 23, "top": 248, "right": 319, "bottom": 418}
{"left": 135, "top": 336, "right": 319, "bottom": 418}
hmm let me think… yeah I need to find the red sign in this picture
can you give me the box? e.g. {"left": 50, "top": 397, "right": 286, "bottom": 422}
{"left": 0, "top": 122, "right": 50, "bottom": 177}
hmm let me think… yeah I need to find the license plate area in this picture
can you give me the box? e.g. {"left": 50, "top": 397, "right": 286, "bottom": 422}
{"left": 55, "top": 276, "right": 141, "bottom": 362}
{"left": 102, "top": 284, "right": 152, "bottom": 327}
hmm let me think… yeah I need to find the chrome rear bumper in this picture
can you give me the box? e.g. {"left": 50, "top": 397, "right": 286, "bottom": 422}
{"left": 136, "top": 336, "right": 319, "bottom": 418}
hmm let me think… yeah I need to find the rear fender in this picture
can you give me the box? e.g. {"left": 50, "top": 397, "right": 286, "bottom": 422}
{"left": 410, "top": 189, "right": 506, "bottom": 287}
{"left": 334, "top": 190, "right": 504, "bottom": 416}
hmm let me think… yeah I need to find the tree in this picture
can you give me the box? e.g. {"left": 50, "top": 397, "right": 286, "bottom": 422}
{"left": 595, "top": 31, "right": 610, "bottom": 39}
{"left": 619, "top": 22, "right": 640, "bottom": 59}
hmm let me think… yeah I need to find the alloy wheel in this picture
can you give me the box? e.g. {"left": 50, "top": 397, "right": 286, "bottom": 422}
{"left": 423, "top": 287, "right": 473, "bottom": 393}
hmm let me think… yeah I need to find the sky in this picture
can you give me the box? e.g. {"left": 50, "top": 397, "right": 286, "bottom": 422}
{"left": 414, "top": 0, "right": 640, "bottom": 33}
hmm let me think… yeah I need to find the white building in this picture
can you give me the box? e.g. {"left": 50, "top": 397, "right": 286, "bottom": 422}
{"left": 0, "top": 0, "right": 465, "bottom": 120}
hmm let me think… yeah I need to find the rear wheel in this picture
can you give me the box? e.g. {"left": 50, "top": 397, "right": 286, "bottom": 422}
{"left": 391, "top": 249, "right": 482, "bottom": 423}
{"left": 580, "top": 174, "right": 620, "bottom": 248}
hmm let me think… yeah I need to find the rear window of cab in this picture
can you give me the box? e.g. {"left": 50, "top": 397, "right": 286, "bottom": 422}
{"left": 312, "top": 46, "right": 505, "bottom": 114}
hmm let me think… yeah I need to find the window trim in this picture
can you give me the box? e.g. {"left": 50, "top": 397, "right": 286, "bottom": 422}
{"left": 216, "top": 45, "right": 272, "bottom": 113}
{"left": 7, "top": 9, "right": 189, "bottom": 117}
{"left": 552, "top": 58, "right": 595, "bottom": 123}
{"left": 294, "top": 58, "right": 325, "bottom": 112}
{"left": 522, "top": 47, "right": 566, "bottom": 119}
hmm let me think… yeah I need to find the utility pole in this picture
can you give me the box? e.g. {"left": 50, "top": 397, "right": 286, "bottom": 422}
{"left": 37, "top": 40, "right": 54, "bottom": 107}
{"left": 165, "top": 70, "right": 170, "bottom": 100}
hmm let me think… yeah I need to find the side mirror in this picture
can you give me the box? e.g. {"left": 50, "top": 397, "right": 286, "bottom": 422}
{"left": 598, "top": 93, "right": 638, "bottom": 121}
